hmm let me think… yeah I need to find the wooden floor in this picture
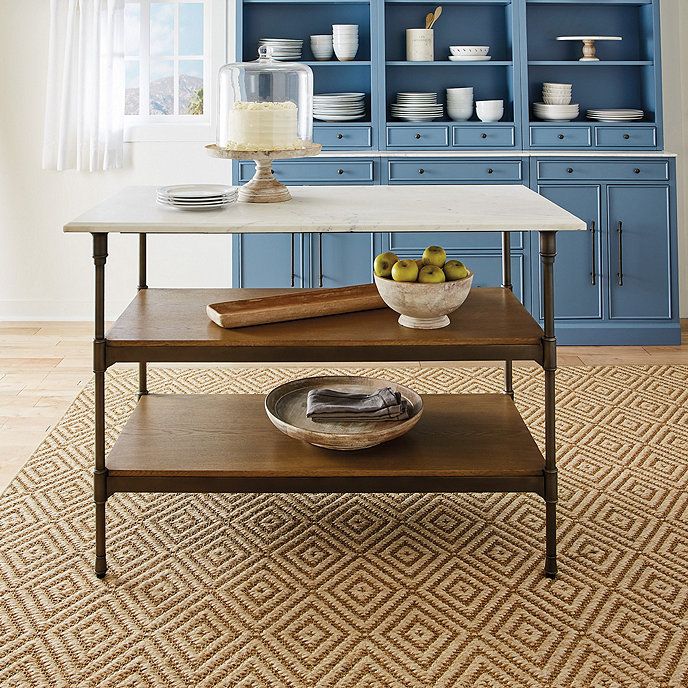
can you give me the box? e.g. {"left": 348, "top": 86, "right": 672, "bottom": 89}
{"left": 1, "top": 320, "right": 686, "bottom": 492}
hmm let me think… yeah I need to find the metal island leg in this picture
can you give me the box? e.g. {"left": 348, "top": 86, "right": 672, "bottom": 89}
{"left": 138, "top": 233, "right": 148, "bottom": 399}
{"left": 502, "top": 231, "right": 514, "bottom": 400}
{"left": 92, "top": 233, "right": 108, "bottom": 578}
{"left": 540, "top": 231, "right": 558, "bottom": 579}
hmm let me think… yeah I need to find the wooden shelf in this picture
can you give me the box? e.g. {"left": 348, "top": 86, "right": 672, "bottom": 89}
{"left": 106, "top": 393, "right": 545, "bottom": 494}
{"left": 105, "top": 287, "right": 545, "bottom": 365}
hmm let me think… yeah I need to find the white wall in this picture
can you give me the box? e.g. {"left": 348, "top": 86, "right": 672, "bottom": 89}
{"left": 0, "top": 0, "right": 687, "bottom": 321}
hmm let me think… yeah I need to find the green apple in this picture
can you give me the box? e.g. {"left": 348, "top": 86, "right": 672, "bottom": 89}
{"left": 418, "top": 265, "right": 446, "bottom": 284}
{"left": 415, "top": 258, "right": 424, "bottom": 270}
{"left": 443, "top": 260, "right": 469, "bottom": 281}
{"left": 391, "top": 259, "right": 419, "bottom": 282}
{"left": 422, "top": 245, "right": 447, "bottom": 268}
{"left": 373, "top": 251, "right": 399, "bottom": 278}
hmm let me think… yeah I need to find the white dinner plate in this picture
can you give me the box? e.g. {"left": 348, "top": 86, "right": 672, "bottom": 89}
{"left": 313, "top": 113, "right": 366, "bottom": 121}
{"left": 157, "top": 185, "right": 235, "bottom": 199}
{"left": 448, "top": 56, "right": 491, "bottom": 61}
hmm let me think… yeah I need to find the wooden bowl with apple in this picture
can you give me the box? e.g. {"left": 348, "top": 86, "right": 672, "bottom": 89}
{"left": 373, "top": 246, "right": 474, "bottom": 330}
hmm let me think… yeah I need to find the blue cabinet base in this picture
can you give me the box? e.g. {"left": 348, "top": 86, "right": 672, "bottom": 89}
{"left": 553, "top": 322, "right": 681, "bottom": 347}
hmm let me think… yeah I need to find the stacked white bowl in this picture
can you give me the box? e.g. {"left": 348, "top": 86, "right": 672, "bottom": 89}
{"left": 448, "top": 46, "right": 491, "bottom": 62}
{"left": 446, "top": 87, "right": 474, "bottom": 122}
{"left": 333, "top": 24, "right": 359, "bottom": 61}
{"left": 534, "top": 83, "right": 579, "bottom": 121}
{"left": 476, "top": 99, "right": 504, "bottom": 122}
{"left": 310, "top": 35, "right": 333, "bottom": 61}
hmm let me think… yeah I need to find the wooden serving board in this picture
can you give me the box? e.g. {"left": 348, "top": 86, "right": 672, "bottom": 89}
{"left": 207, "top": 283, "right": 386, "bottom": 329}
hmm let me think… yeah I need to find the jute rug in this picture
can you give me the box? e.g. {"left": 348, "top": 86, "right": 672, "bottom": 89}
{"left": 1, "top": 366, "right": 687, "bottom": 687}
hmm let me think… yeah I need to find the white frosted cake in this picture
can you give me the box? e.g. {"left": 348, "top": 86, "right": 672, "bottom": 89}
{"left": 226, "top": 101, "right": 303, "bottom": 151}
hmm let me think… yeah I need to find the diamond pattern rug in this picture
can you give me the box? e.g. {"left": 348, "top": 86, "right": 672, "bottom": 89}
{"left": 1, "top": 365, "right": 687, "bottom": 687}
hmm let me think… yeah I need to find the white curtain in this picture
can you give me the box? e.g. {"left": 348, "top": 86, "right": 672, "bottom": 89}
{"left": 43, "top": 0, "right": 125, "bottom": 172}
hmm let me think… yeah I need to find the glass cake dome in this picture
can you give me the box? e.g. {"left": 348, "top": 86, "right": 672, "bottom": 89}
{"left": 217, "top": 46, "right": 313, "bottom": 151}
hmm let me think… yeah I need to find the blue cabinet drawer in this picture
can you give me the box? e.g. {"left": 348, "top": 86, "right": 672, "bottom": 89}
{"left": 314, "top": 126, "right": 372, "bottom": 148}
{"left": 388, "top": 159, "right": 522, "bottom": 183}
{"left": 537, "top": 160, "right": 669, "bottom": 182}
{"left": 238, "top": 160, "right": 376, "bottom": 184}
{"left": 530, "top": 126, "right": 592, "bottom": 148}
{"left": 453, "top": 125, "right": 516, "bottom": 148}
{"left": 386, "top": 126, "right": 449, "bottom": 148}
{"left": 594, "top": 126, "right": 657, "bottom": 148}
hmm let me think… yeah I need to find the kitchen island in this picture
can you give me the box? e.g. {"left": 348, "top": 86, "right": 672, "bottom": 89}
{"left": 64, "top": 185, "right": 586, "bottom": 580}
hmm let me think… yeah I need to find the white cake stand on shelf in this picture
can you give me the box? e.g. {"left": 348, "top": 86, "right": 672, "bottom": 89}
{"left": 556, "top": 36, "right": 622, "bottom": 62}
{"left": 205, "top": 143, "right": 322, "bottom": 203}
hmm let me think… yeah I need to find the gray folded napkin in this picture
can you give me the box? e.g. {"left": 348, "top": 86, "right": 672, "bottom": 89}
{"left": 306, "top": 387, "right": 410, "bottom": 422}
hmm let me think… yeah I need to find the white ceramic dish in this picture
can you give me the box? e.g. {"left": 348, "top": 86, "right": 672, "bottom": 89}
{"left": 448, "top": 56, "right": 491, "bottom": 62}
{"left": 264, "top": 375, "right": 424, "bottom": 451}
{"left": 449, "top": 46, "right": 489, "bottom": 56}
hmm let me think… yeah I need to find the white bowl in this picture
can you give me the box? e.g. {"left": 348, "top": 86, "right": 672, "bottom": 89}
{"left": 448, "top": 108, "right": 473, "bottom": 121}
{"left": 374, "top": 272, "right": 474, "bottom": 329}
{"left": 543, "top": 82, "right": 572, "bottom": 89}
{"left": 543, "top": 94, "right": 572, "bottom": 105}
{"left": 476, "top": 111, "right": 503, "bottom": 122}
{"left": 449, "top": 46, "right": 489, "bottom": 56}
{"left": 447, "top": 87, "right": 473, "bottom": 94}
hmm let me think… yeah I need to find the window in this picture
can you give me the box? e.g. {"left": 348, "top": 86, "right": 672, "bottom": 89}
{"left": 124, "top": 0, "right": 225, "bottom": 140}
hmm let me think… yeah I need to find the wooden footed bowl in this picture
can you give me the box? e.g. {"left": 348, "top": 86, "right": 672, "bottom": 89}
{"left": 374, "top": 271, "right": 474, "bottom": 329}
{"left": 265, "top": 376, "right": 423, "bottom": 451}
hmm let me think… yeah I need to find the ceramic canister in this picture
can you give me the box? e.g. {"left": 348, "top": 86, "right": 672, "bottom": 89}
{"left": 406, "top": 29, "right": 434, "bottom": 62}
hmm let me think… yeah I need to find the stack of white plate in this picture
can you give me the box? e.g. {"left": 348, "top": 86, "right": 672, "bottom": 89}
{"left": 156, "top": 185, "right": 237, "bottom": 211}
{"left": 391, "top": 93, "right": 443, "bottom": 122}
{"left": 587, "top": 109, "right": 644, "bottom": 122}
{"left": 313, "top": 92, "right": 366, "bottom": 121}
{"left": 533, "top": 102, "right": 580, "bottom": 121}
{"left": 258, "top": 38, "right": 303, "bottom": 61}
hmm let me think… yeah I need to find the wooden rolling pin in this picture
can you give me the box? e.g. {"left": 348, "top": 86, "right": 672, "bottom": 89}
{"left": 207, "top": 283, "right": 386, "bottom": 328}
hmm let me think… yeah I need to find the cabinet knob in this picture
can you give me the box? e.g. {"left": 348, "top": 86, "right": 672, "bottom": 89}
{"left": 337, "top": 133, "right": 343, "bottom": 140}
{"left": 415, "top": 133, "right": 421, "bottom": 139}
{"left": 567, "top": 168, "right": 574, "bottom": 174}
{"left": 487, "top": 168, "right": 494, "bottom": 174}
{"left": 481, "top": 133, "right": 488, "bottom": 139}
{"left": 558, "top": 134, "right": 565, "bottom": 140}
{"left": 623, "top": 133, "right": 630, "bottom": 140}
{"left": 634, "top": 168, "right": 641, "bottom": 174}
{"left": 337, "top": 168, "right": 344, "bottom": 175}
{"left": 270, "top": 169, "right": 274, "bottom": 174}
{"left": 418, "top": 168, "right": 425, "bottom": 174}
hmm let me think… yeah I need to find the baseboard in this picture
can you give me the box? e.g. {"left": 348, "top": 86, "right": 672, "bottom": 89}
{"left": 0, "top": 300, "right": 131, "bottom": 322}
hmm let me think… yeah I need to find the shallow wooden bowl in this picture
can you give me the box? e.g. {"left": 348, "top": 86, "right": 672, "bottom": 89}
{"left": 265, "top": 376, "right": 423, "bottom": 451}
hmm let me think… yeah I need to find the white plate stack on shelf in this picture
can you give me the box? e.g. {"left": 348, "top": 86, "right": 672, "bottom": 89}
{"left": 448, "top": 46, "right": 491, "bottom": 62}
{"left": 446, "top": 87, "right": 473, "bottom": 121}
{"left": 258, "top": 38, "right": 303, "bottom": 61}
{"left": 310, "top": 34, "right": 333, "bottom": 61}
{"left": 333, "top": 24, "right": 358, "bottom": 61}
{"left": 156, "top": 185, "right": 237, "bottom": 211}
{"left": 534, "top": 82, "right": 579, "bottom": 121}
{"left": 587, "top": 109, "right": 644, "bottom": 122}
{"left": 313, "top": 92, "right": 366, "bottom": 121}
{"left": 391, "top": 92, "right": 443, "bottom": 122}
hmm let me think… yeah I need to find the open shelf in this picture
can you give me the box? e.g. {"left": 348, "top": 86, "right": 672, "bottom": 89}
{"left": 305, "top": 61, "right": 371, "bottom": 66}
{"left": 528, "top": 60, "right": 653, "bottom": 66}
{"left": 387, "top": 61, "right": 514, "bottom": 67}
{"left": 105, "top": 287, "right": 544, "bottom": 364}
{"left": 106, "top": 394, "right": 545, "bottom": 489}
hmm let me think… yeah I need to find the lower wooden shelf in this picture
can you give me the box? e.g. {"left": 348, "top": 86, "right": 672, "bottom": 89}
{"left": 106, "top": 393, "right": 545, "bottom": 496}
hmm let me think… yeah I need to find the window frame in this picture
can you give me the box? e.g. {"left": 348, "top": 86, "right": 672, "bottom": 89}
{"left": 124, "top": 0, "right": 228, "bottom": 142}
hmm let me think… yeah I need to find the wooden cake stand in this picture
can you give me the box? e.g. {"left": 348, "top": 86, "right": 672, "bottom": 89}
{"left": 205, "top": 143, "right": 322, "bottom": 203}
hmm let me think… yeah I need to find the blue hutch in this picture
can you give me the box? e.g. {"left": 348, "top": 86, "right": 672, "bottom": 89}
{"left": 231, "top": 0, "right": 680, "bottom": 345}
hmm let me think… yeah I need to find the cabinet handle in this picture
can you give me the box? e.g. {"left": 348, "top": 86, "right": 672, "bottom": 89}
{"left": 634, "top": 168, "right": 641, "bottom": 174}
{"left": 590, "top": 220, "right": 596, "bottom": 286}
{"left": 415, "top": 133, "right": 421, "bottom": 139}
{"left": 418, "top": 168, "right": 425, "bottom": 174}
{"left": 337, "top": 133, "right": 343, "bottom": 139}
{"left": 616, "top": 221, "right": 623, "bottom": 287}
{"left": 558, "top": 134, "right": 565, "bottom": 140}
{"left": 487, "top": 168, "right": 494, "bottom": 174}
{"left": 290, "top": 232, "right": 295, "bottom": 288}
{"left": 567, "top": 167, "right": 574, "bottom": 174}
{"left": 481, "top": 133, "right": 487, "bottom": 139}
{"left": 623, "top": 133, "right": 630, "bottom": 140}
{"left": 318, "top": 232, "right": 323, "bottom": 287}
{"left": 337, "top": 168, "right": 344, "bottom": 175}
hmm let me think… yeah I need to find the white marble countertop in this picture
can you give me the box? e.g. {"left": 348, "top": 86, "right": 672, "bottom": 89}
{"left": 64, "top": 185, "right": 586, "bottom": 234}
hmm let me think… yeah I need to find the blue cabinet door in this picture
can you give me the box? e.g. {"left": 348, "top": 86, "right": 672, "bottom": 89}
{"left": 233, "top": 234, "right": 303, "bottom": 288}
{"left": 315, "top": 233, "right": 377, "bottom": 288}
{"left": 608, "top": 185, "right": 672, "bottom": 320}
{"left": 535, "top": 185, "right": 603, "bottom": 320}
